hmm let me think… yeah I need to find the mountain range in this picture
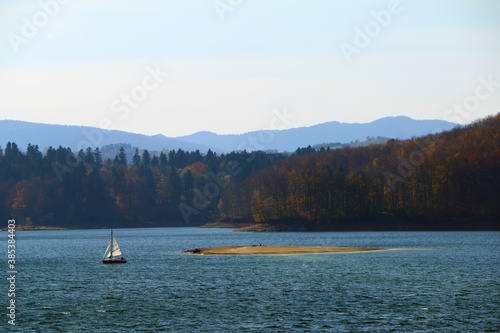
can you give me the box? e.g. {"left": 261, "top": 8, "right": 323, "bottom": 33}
{"left": 0, "top": 117, "right": 458, "bottom": 154}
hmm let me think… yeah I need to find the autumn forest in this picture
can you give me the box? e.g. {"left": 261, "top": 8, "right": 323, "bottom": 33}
{"left": 1, "top": 114, "right": 499, "bottom": 230}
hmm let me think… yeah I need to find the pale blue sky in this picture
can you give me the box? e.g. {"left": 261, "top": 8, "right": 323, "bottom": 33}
{"left": 1, "top": 0, "right": 499, "bottom": 136}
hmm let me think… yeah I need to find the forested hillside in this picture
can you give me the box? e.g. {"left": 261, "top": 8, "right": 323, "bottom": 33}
{"left": 218, "top": 115, "right": 500, "bottom": 230}
{"left": 0, "top": 144, "right": 283, "bottom": 228}
{"left": 0, "top": 114, "right": 498, "bottom": 230}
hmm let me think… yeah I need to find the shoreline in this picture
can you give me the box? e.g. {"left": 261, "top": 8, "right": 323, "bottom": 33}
{"left": 184, "top": 245, "right": 388, "bottom": 255}
{"left": 0, "top": 225, "right": 69, "bottom": 231}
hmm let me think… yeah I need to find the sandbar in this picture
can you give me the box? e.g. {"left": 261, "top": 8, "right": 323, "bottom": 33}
{"left": 184, "top": 245, "right": 387, "bottom": 255}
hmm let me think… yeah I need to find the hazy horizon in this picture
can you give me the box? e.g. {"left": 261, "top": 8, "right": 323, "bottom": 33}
{"left": 1, "top": 0, "right": 499, "bottom": 137}
{"left": 0, "top": 114, "right": 464, "bottom": 139}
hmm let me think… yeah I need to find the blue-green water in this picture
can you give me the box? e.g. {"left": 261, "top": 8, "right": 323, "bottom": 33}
{"left": 2, "top": 229, "right": 499, "bottom": 332}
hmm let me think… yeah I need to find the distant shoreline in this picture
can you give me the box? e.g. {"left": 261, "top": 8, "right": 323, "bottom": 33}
{"left": 200, "top": 217, "right": 500, "bottom": 232}
{"left": 0, "top": 225, "right": 69, "bottom": 231}
{"left": 184, "top": 245, "right": 387, "bottom": 255}
{"left": 3, "top": 221, "right": 499, "bottom": 232}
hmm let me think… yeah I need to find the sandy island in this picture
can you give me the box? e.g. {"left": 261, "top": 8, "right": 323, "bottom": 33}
{"left": 184, "top": 245, "right": 388, "bottom": 255}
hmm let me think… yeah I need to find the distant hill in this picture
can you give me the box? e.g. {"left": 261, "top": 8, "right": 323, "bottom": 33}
{"left": 313, "top": 137, "right": 391, "bottom": 151}
{"left": 177, "top": 116, "right": 458, "bottom": 152}
{"left": 0, "top": 120, "right": 216, "bottom": 153}
{"left": 0, "top": 116, "right": 458, "bottom": 154}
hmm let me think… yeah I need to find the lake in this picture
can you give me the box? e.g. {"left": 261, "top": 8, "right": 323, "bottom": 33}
{"left": 2, "top": 228, "right": 499, "bottom": 332}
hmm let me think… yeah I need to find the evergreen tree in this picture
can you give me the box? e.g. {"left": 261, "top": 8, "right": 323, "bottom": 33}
{"left": 4, "top": 142, "right": 20, "bottom": 162}
{"left": 45, "top": 147, "right": 56, "bottom": 163}
{"left": 159, "top": 152, "right": 167, "bottom": 166}
{"left": 132, "top": 149, "right": 141, "bottom": 166}
{"left": 118, "top": 147, "right": 127, "bottom": 165}
{"left": 205, "top": 149, "right": 217, "bottom": 171}
{"left": 26, "top": 144, "right": 42, "bottom": 162}
{"left": 175, "top": 149, "right": 188, "bottom": 168}
{"left": 84, "top": 147, "right": 95, "bottom": 165}
{"left": 190, "top": 150, "right": 203, "bottom": 164}
{"left": 168, "top": 167, "right": 182, "bottom": 215}
{"left": 181, "top": 169, "right": 194, "bottom": 201}
{"left": 168, "top": 151, "right": 176, "bottom": 167}
{"left": 77, "top": 149, "right": 85, "bottom": 162}
{"left": 142, "top": 149, "right": 151, "bottom": 167}
{"left": 94, "top": 148, "right": 103, "bottom": 168}
{"left": 151, "top": 155, "right": 159, "bottom": 167}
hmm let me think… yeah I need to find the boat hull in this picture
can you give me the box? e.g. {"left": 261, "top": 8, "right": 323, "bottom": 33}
{"left": 102, "top": 259, "right": 127, "bottom": 264}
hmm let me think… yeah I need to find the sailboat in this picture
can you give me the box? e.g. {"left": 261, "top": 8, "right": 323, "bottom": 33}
{"left": 102, "top": 229, "right": 126, "bottom": 264}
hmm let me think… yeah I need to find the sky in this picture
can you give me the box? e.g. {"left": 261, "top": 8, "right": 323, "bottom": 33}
{"left": 1, "top": 0, "right": 499, "bottom": 137}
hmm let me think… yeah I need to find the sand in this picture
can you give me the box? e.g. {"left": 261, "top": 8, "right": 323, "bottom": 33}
{"left": 184, "top": 245, "right": 387, "bottom": 255}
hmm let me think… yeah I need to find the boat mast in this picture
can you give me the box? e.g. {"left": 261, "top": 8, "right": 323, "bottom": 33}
{"left": 110, "top": 229, "right": 113, "bottom": 259}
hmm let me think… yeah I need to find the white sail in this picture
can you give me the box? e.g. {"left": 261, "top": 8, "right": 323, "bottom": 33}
{"left": 111, "top": 235, "right": 123, "bottom": 256}
{"left": 103, "top": 231, "right": 123, "bottom": 259}
{"left": 103, "top": 243, "right": 112, "bottom": 259}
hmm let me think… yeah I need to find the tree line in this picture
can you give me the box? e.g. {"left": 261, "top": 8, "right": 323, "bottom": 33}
{"left": 0, "top": 142, "right": 283, "bottom": 228}
{"left": 218, "top": 114, "right": 500, "bottom": 230}
{"left": 1, "top": 114, "right": 498, "bottom": 230}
